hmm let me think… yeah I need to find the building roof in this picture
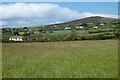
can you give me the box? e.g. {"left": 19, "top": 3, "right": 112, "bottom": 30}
{"left": 10, "top": 35, "right": 23, "bottom": 38}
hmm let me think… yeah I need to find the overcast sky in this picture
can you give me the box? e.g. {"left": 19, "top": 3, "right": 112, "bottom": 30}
{"left": 0, "top": 2, "right": 118, "bottom": 28}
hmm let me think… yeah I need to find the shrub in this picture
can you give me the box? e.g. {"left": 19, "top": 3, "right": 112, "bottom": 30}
{"left": 105, "top": 35, "right": 116, "bottom": 39}
{"left": 114, "top": 30, "right": 120, "bottom": 38}
{"left": 96, "top": 34, "right": 105, "bottom": 40}
{"left": 88, "top": 29, "right": 101, "bottom": 34}
{"left": 80, "top": 36, "right": 86, "bottom": 40}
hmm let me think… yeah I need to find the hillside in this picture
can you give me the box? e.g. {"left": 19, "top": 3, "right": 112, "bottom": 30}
{"left": 2, "top": 16, "right": 120, "bottom": 43}
{"left": 45, "top": 16, "right": 117, "bottom": 28}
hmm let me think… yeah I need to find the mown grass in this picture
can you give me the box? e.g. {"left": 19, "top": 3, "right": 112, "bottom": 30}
{"left": 2, "top": 40, "right": 118, "bottom": 78}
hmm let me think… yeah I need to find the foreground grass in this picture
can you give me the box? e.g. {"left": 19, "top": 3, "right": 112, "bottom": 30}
{"left": 2, "top": 40, "right": 118, "bottom": 78}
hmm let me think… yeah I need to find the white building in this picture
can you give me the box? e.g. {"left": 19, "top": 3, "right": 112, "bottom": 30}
{"left": 64, "top": 27, "right": 71, "bottom": 30}
{"left": 76, "top": 26, "right": 83, "bottom": 29}
{"left": 93, "top": 26, "right": 98, "bottom": 29}
{"left": 9, "top": 36, "right": 23, "bottom": 41}
{"left": 79, "top": 26, "right": 83, "bottom": 28}
{"left": 100, "top": 23, "right": 104, "bottom": 26}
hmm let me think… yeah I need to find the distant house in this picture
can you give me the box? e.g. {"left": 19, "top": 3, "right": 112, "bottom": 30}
{"left": 9, "top": 36, "right": 23, "bottom": 41}
{"left": 64, "top": 27, "right": 71, "bottom": 30}
{"left": 76, "top": 26, "right": 83, "bottom": 29}
{"left": 100, "top": 23, "right": 104, "bottom": 26}
{"left": 79, "top": 26, "right": 83, "bottom": 28}
{"left": 93, "top": 26, "right": 98, "bottom": 29}
{"left": 2, "top": 28, "right": 11, "bottom": 33}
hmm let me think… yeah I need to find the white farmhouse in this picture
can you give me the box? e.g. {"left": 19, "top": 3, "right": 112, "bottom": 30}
{"left": 76, "top": 26, "right": 83, "bottom": 29}
{"left": 93, "top": 26, "right": 98, "bottom": 29}
{"left": 79, "top": 26, "right": 83, "bottom": 28}
{"left": 9, "top": 36, "right": 23, "bottom": 41}
{"left": 100, "top": 23, "right": 104, "bottom": 26}
{"left": 64, "top": 27, "right": 71, "bottom": 30}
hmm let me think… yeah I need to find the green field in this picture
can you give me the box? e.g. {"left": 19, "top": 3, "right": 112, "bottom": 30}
{"left": 2, "top": 40, "right": 118, "bottom": 78}
{"left": 50, "top": 30, "right": 71, "bottom": 35}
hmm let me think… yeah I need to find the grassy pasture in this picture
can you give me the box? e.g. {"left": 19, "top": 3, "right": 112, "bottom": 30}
{"left": 50, "top": 30, "right": 71, "bottom": 35}
{"left": 2, "top": 40, "right": 118, "bottom": 78}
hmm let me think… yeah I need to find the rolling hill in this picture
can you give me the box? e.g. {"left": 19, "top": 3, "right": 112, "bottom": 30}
{"left": 45, "top": 16, "right": 118, "bottom": 28}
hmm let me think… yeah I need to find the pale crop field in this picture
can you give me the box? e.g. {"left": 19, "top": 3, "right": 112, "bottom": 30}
{"left": 2, "top": 40, "right": 118, "bottom": 78}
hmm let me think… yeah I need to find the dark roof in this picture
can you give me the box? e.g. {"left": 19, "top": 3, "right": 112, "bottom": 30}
{"left": 10, "top": 36, "right": 23, "bottom": 38}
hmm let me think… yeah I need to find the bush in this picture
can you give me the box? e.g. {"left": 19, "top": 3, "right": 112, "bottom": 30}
{"left": 48, "top": 35, "right": 61, "bottom": 42}
{"left": 105, "top": 35, "right": 116, "bottom": 39}
{"left": 97, "top": 34, "right": 106, "bottom": 40}
{"left": 80, "top": 36, "right": 86, "bottom": 40}
{"left": 114, "top": 30, "right": 120, "bottom": 38}
{"left": 88, "top": 29, "right": 101, "bottom": 34}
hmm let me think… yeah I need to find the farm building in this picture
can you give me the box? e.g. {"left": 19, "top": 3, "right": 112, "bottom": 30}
{"left": 93, "top": 26, "right": 98, "bottom": 29}
{"left": 76, "top": 26, "right": 83, "bottom": 29}
{"left": 9, "top": 36, "right": 23, "bottom": 41}
{"left": 100, "top": 23, "right": 104, "bottom": 26}
{"left": 79, "top": 26, "right": 84, "bottom": 28}
{"left": 64, "top": 27, "right": 71, "bottom": 30}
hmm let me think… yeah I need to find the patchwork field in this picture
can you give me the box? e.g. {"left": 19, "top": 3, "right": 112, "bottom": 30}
{"left": 50, "top": 30, "right": 71, "bottom": 35}
{"left": 2, "top": 40, "right": 118, "bottom": 78}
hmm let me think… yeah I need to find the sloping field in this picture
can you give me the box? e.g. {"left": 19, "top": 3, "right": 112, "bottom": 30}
{"left": 2, "top": 40, "right": 118, "bottom": 78}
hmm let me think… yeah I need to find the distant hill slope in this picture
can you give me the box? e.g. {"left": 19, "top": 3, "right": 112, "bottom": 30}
{"left": 46, "top": 16, "right": 117, "bottom": 28}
